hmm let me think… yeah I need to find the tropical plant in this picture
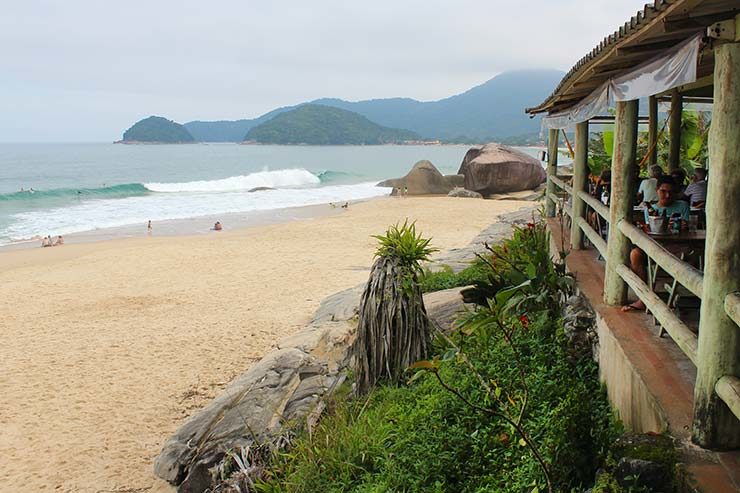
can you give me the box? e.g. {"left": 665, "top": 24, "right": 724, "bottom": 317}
{"left": 352, "top": 221, "right": 438, "bottom": 394}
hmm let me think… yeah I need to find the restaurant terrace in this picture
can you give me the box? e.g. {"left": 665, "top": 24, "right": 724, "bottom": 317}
{"left": 526, "top": 1, "right": 738, "bottom": 490}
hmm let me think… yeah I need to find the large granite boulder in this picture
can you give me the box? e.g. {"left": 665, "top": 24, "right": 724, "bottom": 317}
{"left": 457, "top": 143, "right": 546, "bottom": 195}
{"left": 377, "top": 160, "right": 462, "bottom": 195}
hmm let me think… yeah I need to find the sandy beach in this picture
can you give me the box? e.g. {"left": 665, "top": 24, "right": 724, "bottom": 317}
{"left": 0, "top": 197, "right": 533, "bottom": 492}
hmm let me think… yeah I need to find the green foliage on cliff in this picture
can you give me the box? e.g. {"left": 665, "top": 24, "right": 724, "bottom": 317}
{"left": 122, "top": 116, "right": 195, "bottom": 143}
{"left": 243, "top": 104, "right": 420, "bottom": 145}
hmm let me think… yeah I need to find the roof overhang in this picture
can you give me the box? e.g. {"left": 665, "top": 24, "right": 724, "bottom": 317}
{"left": 526, "top": 0, "right": 739, "bottom": 118}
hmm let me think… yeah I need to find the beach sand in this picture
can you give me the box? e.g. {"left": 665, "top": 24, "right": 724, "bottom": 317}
{"left": 0, "top": 197, "right": 533, "bottom": 492}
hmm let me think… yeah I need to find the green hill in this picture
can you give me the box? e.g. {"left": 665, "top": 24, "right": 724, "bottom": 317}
{"left": 122, "top": 116, "right": 195, "bottom": 143}
{"left": 243, "top": 104, "right": 420, "bottom": 145}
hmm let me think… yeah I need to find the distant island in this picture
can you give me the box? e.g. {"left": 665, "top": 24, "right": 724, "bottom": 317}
{"left": 120, "top": 69, "right": 566, "bottom": 144}
{"left": 118, "top": 116, "right": 195, "bottom": 144}
{"left": 243, "top": 104, "right": 421, "bottom": 145}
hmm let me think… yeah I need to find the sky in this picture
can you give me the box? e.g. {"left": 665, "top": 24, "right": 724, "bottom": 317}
{"left": 1, "top": 0, "right": 650, "bottom": 142}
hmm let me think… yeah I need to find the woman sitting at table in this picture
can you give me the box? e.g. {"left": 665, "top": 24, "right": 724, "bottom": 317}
{"left": 622, "top": 175, "right": 689, "bottom": 312}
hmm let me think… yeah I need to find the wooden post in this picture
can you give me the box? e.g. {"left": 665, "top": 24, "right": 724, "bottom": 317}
{"left": 692, "top": 40, "right": 740, "bottom": 449}
{"left": 668, "top": 89, "right": 682, "bottom": 171}
{"left": 648, "top": 95, "right": 658, "bottom": 166}
{"left": 546, "top": 128, "right": 559, "bottom": 217}
{"left": 570, "top": 121, "right": 589, "bottom": 249}
{"left": 604, "top": 100, "right": 639, "bottom": 305}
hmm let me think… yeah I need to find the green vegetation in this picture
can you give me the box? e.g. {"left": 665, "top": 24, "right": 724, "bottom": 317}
{"left": 122, "top": 116, "right": 195, "bottom": 143}
{"left": 258, "top": 221, "right": 621, "bottom": 493}
{"left": 353, "top": 221, "right": 438, "bottom": 393}
{"left": 419, "top": 260, "right": 491, "bottom": 293}
{"left": 588, "top": 110, "right": 710, "bottom": 176}
{"left": 244, "top": 104, "right": 420, "bottom": 145}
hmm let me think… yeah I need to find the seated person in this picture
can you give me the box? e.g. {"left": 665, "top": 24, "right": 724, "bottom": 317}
{"left": 637, "top": 165, "right": 662, "bottom": 204}
{"left": 683, "top": 168, "right": 708, "bottom": 208}
{"left": 670, "top": 168, "right": 688, "bottom": 199}
{"left": 623, "top": 176, "right": 689, "bottom": 312}
{"left": 52, "top": 235, "right": 64, "bottom": 246}
{"left": 587, "top": 170, "right": 610, "bottom": 232}
{"left": 213, "top": 221, "right": 223, "bottom": 231}
{"left": 41, "top": 236, "right": 51, "bottom": 247}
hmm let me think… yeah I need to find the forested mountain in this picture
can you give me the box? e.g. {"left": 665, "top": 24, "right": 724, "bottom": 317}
{"left": 121, "top": 116, "right": 195, "bottom": 143}
{"left": 244, "top": 104, "right": 420, "bottom": 145}
{"left": 123, "top": 70, "right": 566, "bottom": 143}
{"left": 312, "top": 69, "right": 564, "bottom": 140}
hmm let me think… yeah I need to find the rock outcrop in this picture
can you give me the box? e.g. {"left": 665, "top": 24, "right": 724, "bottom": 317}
{"left": 447, "top": 187, "right": 483, "bottom": 199}
{"left": 457, "top": 143, "right": 546, "bottom": 195}
{"left": 153, "top": 207, "right": 538, "bottom": 493}
{"left": 377, "top": 160, "right": 463, "bottom": 195}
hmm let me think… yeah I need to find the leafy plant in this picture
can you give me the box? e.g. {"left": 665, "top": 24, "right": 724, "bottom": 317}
{"left": 353, "top": 221, "right": 438, "bottom": 393}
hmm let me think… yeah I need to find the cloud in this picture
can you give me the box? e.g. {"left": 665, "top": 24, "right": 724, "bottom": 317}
{"left": 1, "top": 0, "right": 647, "bottom": 141}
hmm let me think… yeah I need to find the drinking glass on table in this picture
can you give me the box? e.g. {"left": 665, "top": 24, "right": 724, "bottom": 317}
{"left": 689, "top": 215, "right": 698, "bottom": 232}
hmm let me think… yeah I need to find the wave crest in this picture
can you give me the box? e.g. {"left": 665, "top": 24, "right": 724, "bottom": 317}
{"left": 145, "top": 168, "right": 320, "bottom": 193}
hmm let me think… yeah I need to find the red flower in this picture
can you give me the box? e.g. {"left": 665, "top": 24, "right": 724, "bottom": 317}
{"left": 527, "top": 222, "right": 535, "bottom": 229}
{"left": 519, "top": 315, "right": 530, "bottom": 328}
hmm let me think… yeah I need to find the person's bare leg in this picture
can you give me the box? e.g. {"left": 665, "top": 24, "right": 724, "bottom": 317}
{"left": 622, "top": 247, "right": 647, "bottom": 311}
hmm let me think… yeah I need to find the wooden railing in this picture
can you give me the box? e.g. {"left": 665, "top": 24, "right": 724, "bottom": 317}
{"left": 546, "top": 171, "right": 740, "bottom": 425}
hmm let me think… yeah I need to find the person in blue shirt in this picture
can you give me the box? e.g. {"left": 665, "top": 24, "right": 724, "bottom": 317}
{"left": 624, "top": 175, "right": 689, "bottom": 312}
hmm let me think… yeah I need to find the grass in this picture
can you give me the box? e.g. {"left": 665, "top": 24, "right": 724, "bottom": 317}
{"left": 256, "top": 221, "right": 621, "bottom": 493}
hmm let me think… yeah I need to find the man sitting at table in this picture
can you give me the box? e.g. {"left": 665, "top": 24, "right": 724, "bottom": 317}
{"left": 637, "top": 164, "right": 662, "bottom": 204}
{"left": 622, "top": 175, "right": 689, "bottom": 312}
{"left": 683, "top": 168, "right": 707, "bottom": 208}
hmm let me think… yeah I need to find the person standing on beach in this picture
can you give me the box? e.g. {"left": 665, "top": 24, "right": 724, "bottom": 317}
{"left": 147, "top": 220, "right": 152, "bottom": 234}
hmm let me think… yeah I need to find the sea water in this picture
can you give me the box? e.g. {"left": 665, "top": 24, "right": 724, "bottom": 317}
{"left": 0, "top": 143, "right": 544, "bottom": 246}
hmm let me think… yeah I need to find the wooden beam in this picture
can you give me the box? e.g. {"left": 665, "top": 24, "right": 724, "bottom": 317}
{"left": 617, "top": 38, "right": 685, "bottom": 55}
{"left": 616, "top": 263, "right": 699, "bottom": 364}
{"left": 604, "top": 100, "right": 639, "bottom": 306}
{"left": 649, "top": 96, "right": 658, "bottom": 166}
{"left": 668, "top": 90, "right": 683, "bottom": 171}
{"left": 693, "top": 40, "right": 740, "bottom": 450}
{"left": 549, "top": 175, "right": 573, "bottom": 195}
{"left": 577, "top": 190, "right": 609, "bottom": 221}
{"left": 577, "top": 216, "right": 607, "bottom": 258}
{"left": 571, "top": 122, "right": 590, "bottom": 250}
{"left": 546, "top": 129, "right": 559, "bottom": 218}
{"left": 618, "top": 220, "right": 704, "bottom": 298}
{"left": 725, "top": 292, "right": 740, "bottom": 328}
{"left": 715, "top": 376, "right": 740, "bottom": 422}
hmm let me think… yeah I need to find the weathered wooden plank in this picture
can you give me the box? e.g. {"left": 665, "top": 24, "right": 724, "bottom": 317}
{"left": 725, "top": 292, "right": 740, "bottom": 328}
{"left": 618, "top": 220, "right": 704, "bottom": 299}
{"left": 648, "top": 95, "right": 658, "bottom": 166}
{"left": 616, "top": 263, "right": 698, "bottom": 364}
{"left": 693, "top": 41, "right": 740, "bottom": 449}
{"left": 668, "top": 89, "right": 682, "bottom": 171}
{"left": 571, "top": 122, "right": 590, "bottom": 249}
{"left": 604, "top": 100, "right": 639, "bottom": 305}
{"left": 577, "top": 190, "right": 610, "bottom": 221}
{"left": 546, "top": 129, "right": 559, "bottom": 217}
{"left": 715, "top": 376, "right": 740, "bottom": 422}
{"left": 577, "top": 217, "right": 607, "bottom": 258}
{"left": 549, "top": 175, "right": 573, "bottom": 195}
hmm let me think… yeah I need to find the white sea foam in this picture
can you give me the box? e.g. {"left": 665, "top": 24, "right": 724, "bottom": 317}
{"left": 145, "top": 168, "right": 320, "bottom": 192}
{"left": 1, "top": 181, "right": 391, "bottom": 244}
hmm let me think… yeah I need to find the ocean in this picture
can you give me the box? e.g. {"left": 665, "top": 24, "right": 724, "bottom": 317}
{"left": 0, "top": 143, "right": 544, "bottom": 247}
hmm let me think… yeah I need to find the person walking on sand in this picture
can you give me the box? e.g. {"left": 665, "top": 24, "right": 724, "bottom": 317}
{"left": 147, "top": 220, "right": 152, "bottom": 234}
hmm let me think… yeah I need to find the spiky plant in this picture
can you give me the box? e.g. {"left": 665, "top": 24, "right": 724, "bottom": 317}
{"left": 353, "top": 221, "right": 438, "bottom": 394}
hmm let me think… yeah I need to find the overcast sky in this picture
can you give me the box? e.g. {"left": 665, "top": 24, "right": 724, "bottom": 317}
{"left": 1, "top": 0, "right": 649, "bottom": 142}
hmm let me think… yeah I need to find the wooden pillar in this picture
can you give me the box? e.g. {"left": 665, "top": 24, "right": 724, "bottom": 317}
{"left": 604, "top": 100, "right": 639, "bottom": 305}
{"left": 668, "top": 89, "right": 682, "bottom": 171}
{"left": 545, "top": 128, "right": 559, "bottom": 217}
{"left": 570, "top": 121, "right": 589, "bottom": 249}
{"left": 692, "top": 40, "right": 740, "bottom": 449}
{"left": 648, "top": 95, "right": 658, "bottom": 167}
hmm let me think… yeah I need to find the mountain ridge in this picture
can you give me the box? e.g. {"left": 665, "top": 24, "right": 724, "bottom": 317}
{"left": 128, "top": 69, "right": 565, "bottom": 143}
